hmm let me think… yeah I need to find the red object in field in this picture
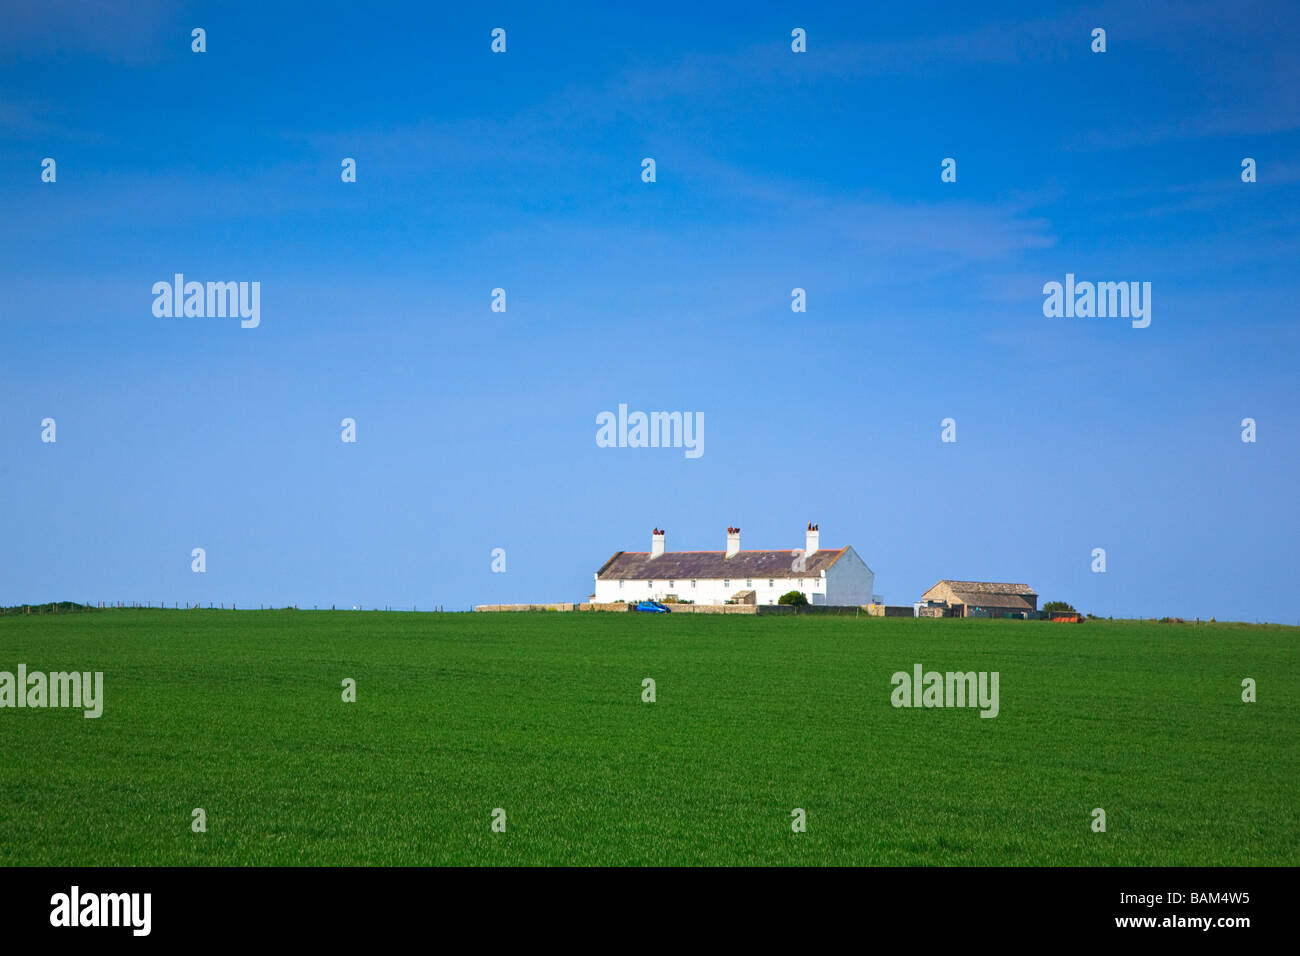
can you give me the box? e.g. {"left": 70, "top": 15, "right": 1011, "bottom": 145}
{"left": 1051, "top": 613, "right": 1080, "bottom": 623}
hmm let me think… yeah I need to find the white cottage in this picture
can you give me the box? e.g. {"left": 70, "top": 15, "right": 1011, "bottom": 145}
{"left": 592, "top": 525, "right": 875, "bottom": 606}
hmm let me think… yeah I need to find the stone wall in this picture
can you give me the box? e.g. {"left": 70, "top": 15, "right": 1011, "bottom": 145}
{"left": 477, "top": 602, "right": 879, "bottom": 616}
{"left": 866, "top": 604, "right": 917, "bottom": 617}
{"left": 474, "top": 603, "right": 578, "bottom": 612}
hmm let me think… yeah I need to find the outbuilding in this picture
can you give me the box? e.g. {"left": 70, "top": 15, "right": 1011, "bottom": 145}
{"left": 919, "top": 580, "right": 1038, "bottom": 619}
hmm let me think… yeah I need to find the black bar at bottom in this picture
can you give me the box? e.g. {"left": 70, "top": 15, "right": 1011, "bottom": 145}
{"left": 0, "top": 865, "right": 1283, "bottom": 942}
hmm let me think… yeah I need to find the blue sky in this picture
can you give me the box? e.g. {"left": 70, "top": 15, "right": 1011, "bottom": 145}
{"left": 1, "top": 1, "right": 1297, "bottom": 621}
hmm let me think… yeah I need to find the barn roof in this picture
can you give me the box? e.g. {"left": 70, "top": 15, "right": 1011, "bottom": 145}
{"left": 921, "top": 580, "right": 1037, "bottom": 610}
{"left": 596, "top": 548, "right": 847, "bottom": 580}
{"left": 947, "top": 591, "right": 1034, "bottom": 611}
{"left": 930, "top": 580, "right": 1037, "bottom": 596}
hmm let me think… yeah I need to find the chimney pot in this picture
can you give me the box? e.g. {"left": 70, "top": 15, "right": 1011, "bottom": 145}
{"left": 805, "top": 524, "right": 820, "bottom": 556}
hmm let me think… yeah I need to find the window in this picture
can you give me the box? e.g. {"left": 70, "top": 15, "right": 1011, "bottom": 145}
{"left": 768, "top": 579, "right": 774, "bottom": 587}
{"left": 746, "top": 579, "right": 753, "bottom": 587}
{"left": 691, "top": 580, "right": 697, "bottom": 588}
{"left": 669, "top": 580, "right": 675, "bottom": 588}
{"left": 798, "top": 579, "right": 804, "bottom": 587}
{"left": 648, "top": 581, "right": 653, "bottom": 589}
{"left": 723, "top": 579, "right": 730, "bottom": 588}
{"left": 619, "top": 580, "right": 624, "bottom": 588}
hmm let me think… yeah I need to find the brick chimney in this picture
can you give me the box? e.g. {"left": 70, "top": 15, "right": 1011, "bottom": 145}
{"left": 651, "top": 528, "right": 665, "bottom": 558}
{"left": 726, "top": 526, "right": 741, "bottom": 558}
{"left": 805, "top": 522, "right": 820, "bottom": 556}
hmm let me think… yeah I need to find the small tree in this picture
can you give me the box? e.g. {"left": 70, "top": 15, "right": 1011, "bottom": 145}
{"left": 778, "top": 590, "right": 809, "bottom": 606}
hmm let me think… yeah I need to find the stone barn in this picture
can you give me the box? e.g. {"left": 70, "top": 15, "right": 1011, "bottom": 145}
{"left": 920, "top": 580, "right": 1038, "bottom": 619}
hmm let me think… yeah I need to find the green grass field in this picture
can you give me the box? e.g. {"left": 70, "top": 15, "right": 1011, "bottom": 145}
{"left": 1, "top": 610, "right": 1296, "bottom": 866}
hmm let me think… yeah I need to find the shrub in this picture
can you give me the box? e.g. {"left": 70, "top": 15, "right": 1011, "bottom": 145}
{"left": 1042, "top": 601, "right": 1078, "bottom": 615}
{"left": 778, "top": 590, "right": 809, "bottom": 606}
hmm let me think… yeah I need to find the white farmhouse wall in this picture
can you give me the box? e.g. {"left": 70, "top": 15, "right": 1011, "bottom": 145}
{"left": 824, "top": 546, "right": 874, "bottom": 606}
{"left": 594, "top": 568, "right": 830, "bottom": 606}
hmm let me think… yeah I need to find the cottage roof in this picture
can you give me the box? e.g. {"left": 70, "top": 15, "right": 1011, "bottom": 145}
{"left": 596, "top": 548, "right": 846, "bottom": 580}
